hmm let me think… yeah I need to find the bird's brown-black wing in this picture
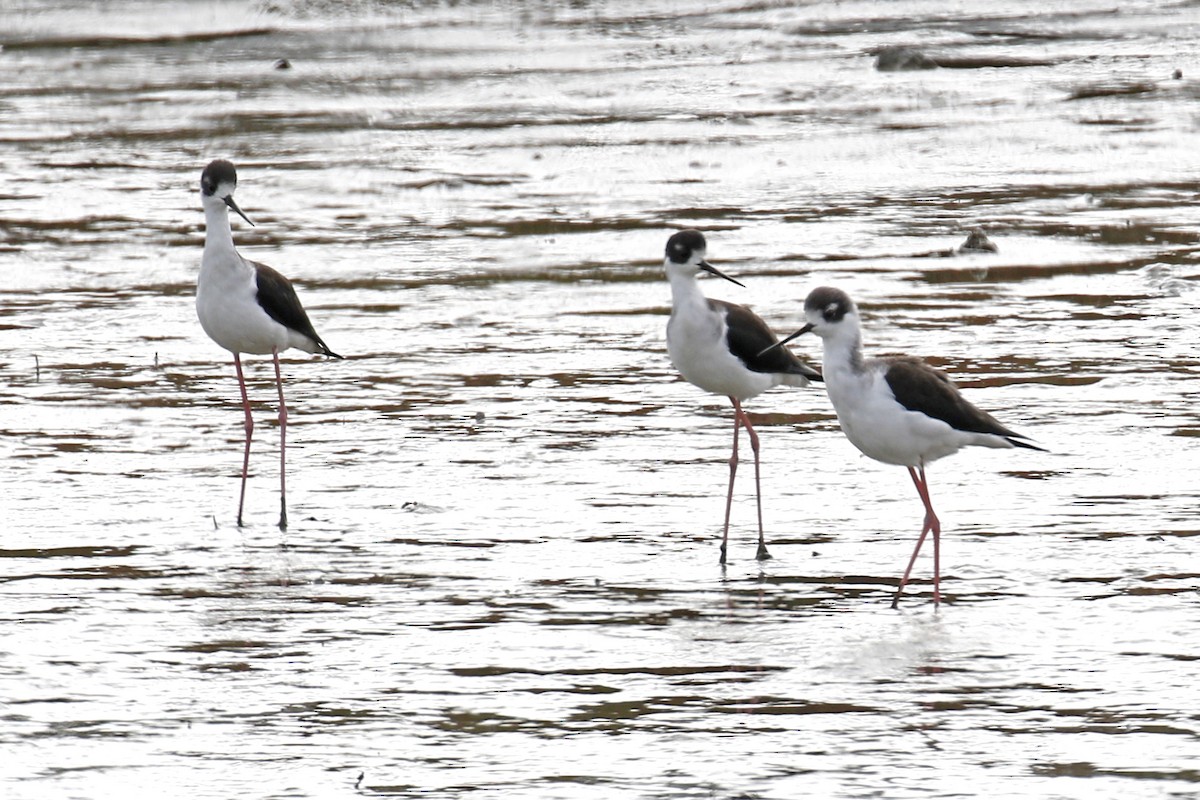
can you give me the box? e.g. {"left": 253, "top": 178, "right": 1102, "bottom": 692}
{"left": 883, "top": 357, "right": 1040, "bottom": 449}
{"left": 251, "top": 261, "right": 342, "bottom": 358}
{"left": 711, "top": 299, "right": 821, "bottom": 381}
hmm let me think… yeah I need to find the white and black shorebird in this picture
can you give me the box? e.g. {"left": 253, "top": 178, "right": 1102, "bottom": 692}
{"left": 663, "top": 230, "right": 822, "bottom": 565}
{"left": 768, "top": 286, "right": 1044, "bottom": 606}
{"left": 196, "top": 159, "right": 342, "bottom": 530}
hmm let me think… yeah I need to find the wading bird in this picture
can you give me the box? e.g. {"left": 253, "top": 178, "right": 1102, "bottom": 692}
{"left": 663, "top": 230, "right": 821, "bottom": 565}
{"left": 767, "top": 286, "right": 1043, "bottom": 606}
{"left": 196, "top": 159, "right": 342, "bottom": 530}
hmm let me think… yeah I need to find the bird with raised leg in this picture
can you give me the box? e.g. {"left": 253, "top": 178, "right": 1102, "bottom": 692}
{"left": 663, "top": 230, "right": 822, "bottom": 565}
{"left": 766, "top": 286, "right": 1044, "bottom": 607}
{"left": 196, "top": 159, "right": 343, "bottom": 531}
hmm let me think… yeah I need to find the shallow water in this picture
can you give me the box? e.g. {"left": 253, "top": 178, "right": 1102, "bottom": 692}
{"left": 2, "top": 1, "right": 1199, "bottom": 797}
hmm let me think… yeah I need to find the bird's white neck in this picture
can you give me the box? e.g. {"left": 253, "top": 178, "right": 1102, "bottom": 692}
{"left": 665, "top": 262, "right": 708, "bottom": 310}
{"left": 201, "top": 200, "right": 241, "bottom": 269}
{"left": 820, "top": 321, "right": 866, "bottom": 377}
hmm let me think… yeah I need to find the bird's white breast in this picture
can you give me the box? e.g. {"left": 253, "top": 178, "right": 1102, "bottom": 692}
{"left": 197, "top": 246, "right": 292, "bottom": 356}
{"left": 823, "top": 359, "right": 969, "bottom": 467}
{"left": 667, "top": 302, "right": 774, "bottom": 401}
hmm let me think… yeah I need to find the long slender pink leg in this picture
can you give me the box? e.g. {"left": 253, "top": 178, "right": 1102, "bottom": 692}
{"left": 733, "top": 399, "right": 770, "bottom": 561}
{"left": 892, "top": 465, "right": 942, "bottom": 608}
{"left": 233, "top": 354, "right": 253, "bottom": 528}
{"left": 719, "top": 397, "right": 741, "bottom": 566}
{"left": 272, "top": 347, "right": 288, "bottom": 531}
{"left": 918, "top": 466, "right": 942, "bottom": 605}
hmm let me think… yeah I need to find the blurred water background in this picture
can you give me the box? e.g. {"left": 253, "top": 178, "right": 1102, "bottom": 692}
{"left": 1, "top": 1, "right": 1199, "bottom": 797}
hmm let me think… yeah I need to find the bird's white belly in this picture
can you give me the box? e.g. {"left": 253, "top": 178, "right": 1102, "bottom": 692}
{"left": 667, "top": 311, "right": 773, "bottom": 400}
{"left": 197, "top": 265, "right": 290, "bottom": 356}
{"left": 826, "top": 370, "right": 963, "bottom": 467}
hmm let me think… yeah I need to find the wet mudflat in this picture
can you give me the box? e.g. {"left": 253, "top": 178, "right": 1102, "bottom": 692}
{"left": 1, "top": 1, "right": 1199, "bottom": 797}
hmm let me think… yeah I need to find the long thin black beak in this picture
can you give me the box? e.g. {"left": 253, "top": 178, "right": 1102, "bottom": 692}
{"left": 224, "top": 195, "right": 255, "bottom": 227}
{"left": 699, "top": 260, "right": 745, "bottom": 288}
{"left": 757, "top": 322, "right": 814, "bottom": 357}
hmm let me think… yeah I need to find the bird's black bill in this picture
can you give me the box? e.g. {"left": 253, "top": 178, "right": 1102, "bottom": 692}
{"left": 757, "top": 322, "right": 813, "bottom": 358}
{"left": 225, "top": 196, "right": 255, "bottom": 227}
{"left": 699, "top": 260, "right": 745, "bottom": 288}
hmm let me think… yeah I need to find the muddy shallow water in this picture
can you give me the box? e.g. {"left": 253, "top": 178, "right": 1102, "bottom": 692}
{"left": 2, "top": 1, "right": 1199, "bottom": 798}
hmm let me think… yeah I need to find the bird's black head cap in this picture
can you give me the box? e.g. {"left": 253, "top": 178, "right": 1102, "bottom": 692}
{"left": 665, "top": 229, "right": 707, "bottom": 265}
{"left": 201, "top": 159, "right": 238, "bottom": 197}
{"left": 804, "top": 286, "right": 855, "bottom": 323}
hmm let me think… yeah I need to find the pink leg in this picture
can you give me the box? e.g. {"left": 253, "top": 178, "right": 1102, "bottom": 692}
{"left": 733, "top": 399, "right": 770, "bottom": 561}
{"left": 233, "top": 354, "right": 253, "bottom": 528}
{"left": 719, "top": 398, "right": 741, "bottom": 566}
{"left": 892, "top": 465, "right": 942, "bottom": 608}
{"left": 272, "top": 347, "right": 288, "bottom": 531}
{"left": 912, "top": 465, "right": 942, "bottom": 605}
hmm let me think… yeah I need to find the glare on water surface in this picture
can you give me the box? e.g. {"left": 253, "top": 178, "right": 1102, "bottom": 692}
{"left": 1, "top": 1, "right": 1198, "bottom": 798}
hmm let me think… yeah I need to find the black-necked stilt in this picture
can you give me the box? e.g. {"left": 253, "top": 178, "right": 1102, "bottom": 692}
{"left": 769, "top": 286, "right": 1044, "bottom": 607}
{"left": 663, "top": 230, "right": 822, "bottom": 565}
{"left": 196, "top": 159, "right": 343, "bottom": 531}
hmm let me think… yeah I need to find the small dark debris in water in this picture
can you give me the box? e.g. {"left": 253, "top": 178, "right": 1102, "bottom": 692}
{"left": 875, "top": 46, "right": 1058, "bottom": 72}
{"left": 401, "top": 501, "right": 419, "bottom": 512}
{"left": 211, "top": 515, "right": 218, "bottom": 530}
{"left": 1076, "top": 117, "right": 1156, "bottom": 129}
{"left": 1173, "top": 69, "right": 1183, "bottom": 80}
{"left": 1067, "top": 81, "right": 1158, "bottom": 101}
{"left": 197, "top": 661, "right": 256, "bottom": 673}
{"left": 274, "top": 58, "right": 291, "bottom": 70}
{"left": 1120, "top": 650, "right": 1200, "bottom": 661}
{"left": 0, "top": 545, "right": 140, "bottom": 558}
{"left": 34, "top": 354, "right": 40, "bottom": 381}
{"left": 935, "top": 55, "right": 1058, "bottom": 69}
{"left": 354, "top": 771, "right": 364, "bottom": 789}
{"left": 957, "top": 229, "right": 998, "bottom": 254}
{"left": 874, "top": 46, "right": 937, "bottom": 72}
{"left": 1000, "top": 470, "right": 1063, "bottom": 480}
